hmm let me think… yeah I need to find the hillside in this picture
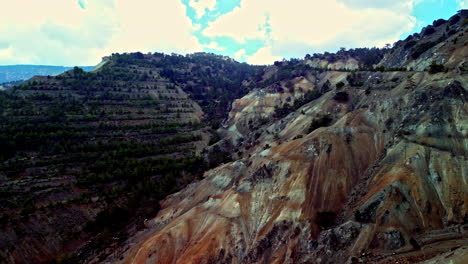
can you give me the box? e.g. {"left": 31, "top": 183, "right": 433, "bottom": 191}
{"left": 0, "top": 65, "right": 94, "bottom": 84}
{"left": 0, "top": 53, "right": 260, "bottom": 263}
{"left": 116, "top": 10, "right": 468, "bottom": 264}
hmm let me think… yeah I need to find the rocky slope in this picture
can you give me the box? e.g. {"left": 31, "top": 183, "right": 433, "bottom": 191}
{"left": 116, "top": 11, "right": 468, "bottom": 264}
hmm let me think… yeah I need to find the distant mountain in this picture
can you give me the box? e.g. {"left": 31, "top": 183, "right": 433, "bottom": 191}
{"left": 0, "top": 80, "right": 23, "bottom": 90}
{"left": 0, "top": 65, "right": 94, "bottom": 83}
{"left": 0, "top": 52, "right": 261, "bottom": 263}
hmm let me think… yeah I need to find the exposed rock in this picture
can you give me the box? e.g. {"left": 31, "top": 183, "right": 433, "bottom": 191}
{"left": 382, "top": 229, "right": 406, "bottom": 250}
{"left": 116, "top": 13, "right": 468, "bottom": 262}
{"left": 4, "top": 11, "right": 468, "bottom": 264}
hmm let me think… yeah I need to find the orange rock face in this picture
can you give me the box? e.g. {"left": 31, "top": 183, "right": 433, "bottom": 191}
{"left": 119, "top": 73, "right": 466, "bottom": 264}
{"left": 115, "top": 13, "right": 468, "bottom": 264}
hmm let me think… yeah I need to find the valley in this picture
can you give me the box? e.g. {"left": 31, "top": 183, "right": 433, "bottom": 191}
{"left": 0, "top": 10, "right": 467, "bottom": 264}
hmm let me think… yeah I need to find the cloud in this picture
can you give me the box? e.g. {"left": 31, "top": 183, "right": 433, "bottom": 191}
{"left": 234, "top": 48, "right": 246, "bottom": 60}
{"left": 1, "top": 0, "right": 452, "bottom": 66}
{"left": 246, "top": 46, "right": 282, "bottom": 65}
{"left": 202, "top": 1, "right": 268, "bottom": 42}
{"left": 202, "top": 0, "right": 417, "bottom": 64}
{"left": 203, "top": 41, "right": 225, "bottom": 51}
{"left": 189, "top": 0, "right": 217, "bottom": 18}
{"left": 0, "top": 0, "right": 201, "bottom": 66}
{"left": 336, "top": 0, "right": 414, "bottom": 10}
{"left": 457, "top": 0, "right": 468, "bottom": 8}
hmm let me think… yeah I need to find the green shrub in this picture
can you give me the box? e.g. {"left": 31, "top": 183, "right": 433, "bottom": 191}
{"left": 85, "top": 207, "right": 131, "bottom": 233}
{"left": 315, "top": 211, "right": 337, "bottom": 229}
{"left": 422, "top": 26, "right": 435, "bottom": 36}
{"left": 463, "top": 18, "right": 468, "bottom": 27}
{"left": 432, "top": 19, "right": 446, "bottom": 27}
{"left": 308, "top": 115, "right": 332, "bottom": 133}
{"left": 428, "top": 61, "right": 446, "bottom": 74}
{"left": 403, "top": 40, "right": 417, "bottom": 49}
{"left": 335, "top": 81, "right": 345, "bottom": 89}
{"left": 346, "top": 73, "right": 364, "bottom": 87}
{"left": 449, "top": 15, "right": 460, "bottom": 25}
{"left": 333, "top": 92, "right": 349, "bottom": 103}
{"left": 293, "top": 135, "right": 303, "bottom": 140}
{"left": 411, "top": 41, "right": 436, "bottom": 59}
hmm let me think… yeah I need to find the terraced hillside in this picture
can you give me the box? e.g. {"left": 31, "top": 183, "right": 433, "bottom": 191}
{"left": 0, "top": 53, "right": 261, "bottom": 263}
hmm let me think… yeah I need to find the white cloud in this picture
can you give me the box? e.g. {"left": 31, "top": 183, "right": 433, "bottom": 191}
{"left": 203, "top": 41, "right": 225, "bottom": 51}
{"left": 202, "top": 1, "right": 267, "bottom": 42}
{"left": 234, "top": 49, "right": 247, "bottom": 60}
{"left": 189, "top": 0, "right": 217, "bottom": 19}
{"left": 203, "top": 0, "right": 417, "bottom": 64}
{"left": 0, "top": 46, "right": 15, "bottom": 62}
{"left": 246, "top": 46, "right": 282, "bottom": 65}
{"left": 0, "top": 0, "right": 201, "bottom": 66}
{"left": 337, "top": 0, "right": 414, "bottom": 10}
{"left": 457, "top": 0, "right": 468, "bottom": 8}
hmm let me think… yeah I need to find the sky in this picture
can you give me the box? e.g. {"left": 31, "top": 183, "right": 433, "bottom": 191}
{"left": 0, "top": 0, "right": 466, "bottom": 66}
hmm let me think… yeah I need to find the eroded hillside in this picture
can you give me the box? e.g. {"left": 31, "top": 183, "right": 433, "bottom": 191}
{"left": 117, "top": 11, "right": 468, "bottom": 264}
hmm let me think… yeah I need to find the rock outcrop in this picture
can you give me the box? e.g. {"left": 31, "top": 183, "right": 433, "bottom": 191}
{"left": 116, "top": 11, "right": 468, "bottom": 264}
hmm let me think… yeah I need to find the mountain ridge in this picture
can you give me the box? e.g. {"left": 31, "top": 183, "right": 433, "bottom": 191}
{"left": 0, "top": 65, "right": 95, "bottom": 84}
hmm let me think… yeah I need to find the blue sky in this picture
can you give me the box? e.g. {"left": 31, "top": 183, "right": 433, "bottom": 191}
{"left": 411, "top": 0, "right": 463, "bottom": 34}
{"left": 0, "top": 0, "right": 465, "bottom": 66}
